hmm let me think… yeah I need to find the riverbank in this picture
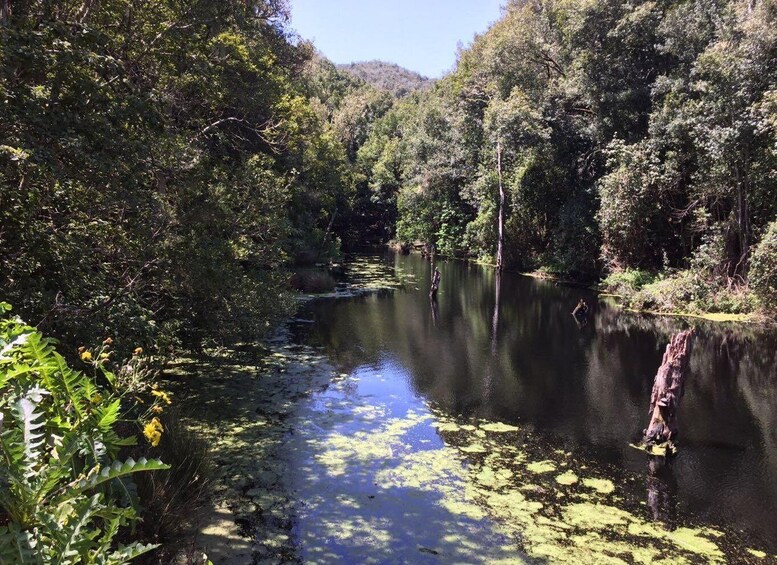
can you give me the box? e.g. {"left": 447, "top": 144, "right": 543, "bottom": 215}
{"left": 414, "top": 248, "right": 772, "bottom": 324}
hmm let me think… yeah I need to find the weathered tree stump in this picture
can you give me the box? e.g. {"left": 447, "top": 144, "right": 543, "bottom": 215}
{"left": 429, "top": 268, "right": 441, "bottom": 300}
{"left": 571, "top": 299, "right": 589, "bottom": 320}
{"left": 642, "top": 328, "right": 695, "bottom": 455}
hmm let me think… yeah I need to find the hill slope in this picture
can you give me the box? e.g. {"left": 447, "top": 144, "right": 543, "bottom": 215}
{"left": 337, "top": 60, "right": 432, "bottom": 97}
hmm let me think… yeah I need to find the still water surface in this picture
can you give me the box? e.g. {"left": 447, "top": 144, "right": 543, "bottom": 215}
{"left": 292, "top": 252, "right": 777, "bottom": 556}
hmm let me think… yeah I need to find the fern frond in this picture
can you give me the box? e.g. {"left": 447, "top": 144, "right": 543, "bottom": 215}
{"left": 103, "top": 542, "right": 160, "bottom": 565}
{"left": 57, "top": 494, "right": 103, "bottom": 565}
{"left": 68, "top": 458, "right": 170, "bottom": 496}
{"left": 51, "top": 352, "right": 89, "bottom": 420}
{"left": 12, "top": 391, "right": 49, "bottom": 478}
{"left": 0, "top": 331, "right": 31, "bottom": 364}
{"left": 95, "top": 399, "right": 121, "bottom": 432}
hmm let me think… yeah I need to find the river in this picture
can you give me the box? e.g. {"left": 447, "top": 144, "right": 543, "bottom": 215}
{"left": 285, "top": 252, "right": 777, "bottom": 562}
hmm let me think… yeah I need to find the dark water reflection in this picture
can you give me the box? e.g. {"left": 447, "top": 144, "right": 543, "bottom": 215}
{"left": 297, "top": 252, "right": 777, "bottom": 550}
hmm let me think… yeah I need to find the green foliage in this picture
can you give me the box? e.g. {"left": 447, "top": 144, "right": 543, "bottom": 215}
{"left": 0, "top": 305, "right": 169, "bottom": 562}
{"left": 351, "top": 0, "right": 776, "bottom": 314}
{"left": 750, "top": 219, "right": 777, "bottom": 311}
{"left": 597, "top": 140, "right": 669, "bottom": 270}
{"left": 0, "top": 0, "right": 347, "bottom": 355}
{"left": 627, "top": 270, "right": 757, "bottom": 315}
{"left": 601, "top": 269, "right": 658, "bottom": 296}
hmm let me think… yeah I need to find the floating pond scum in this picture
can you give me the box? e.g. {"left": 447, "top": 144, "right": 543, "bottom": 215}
{"left": 286, "top": 368, "right": 772, "bottom": 563}
{"left": 168, "top": 254, "right": 777, "bottom": 564}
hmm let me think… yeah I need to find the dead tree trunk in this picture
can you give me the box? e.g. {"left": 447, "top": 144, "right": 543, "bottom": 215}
{"left": 429, "top": 268, "right": 441, "bottom": 301}
{"left": 495, "top": 141, "right": 505, "bottom": 272}
{"left": 642, "top": 329, "right": 695, "bottom": 452}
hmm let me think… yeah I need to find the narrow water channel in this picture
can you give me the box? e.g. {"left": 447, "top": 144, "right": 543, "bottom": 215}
{"left": 288, "top": 252, "right": 777, "bottom": 562}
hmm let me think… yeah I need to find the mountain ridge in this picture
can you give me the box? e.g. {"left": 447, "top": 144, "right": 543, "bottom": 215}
{"left": 337, "top": 60, "right": 433, "bottom": 97}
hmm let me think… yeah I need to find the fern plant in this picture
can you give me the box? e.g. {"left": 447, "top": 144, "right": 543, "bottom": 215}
{"left": 0, "top": 302, "right": 170, "bottom": 563}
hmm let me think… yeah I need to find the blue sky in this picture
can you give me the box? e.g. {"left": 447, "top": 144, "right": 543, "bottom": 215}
{"left": 289, "top": 0, "right": 506, "bottom": 78}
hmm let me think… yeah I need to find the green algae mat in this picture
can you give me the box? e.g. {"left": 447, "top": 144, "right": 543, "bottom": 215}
{"left": 168, "top": 340, "right": 774, "bottom": 564}
{"left": 164, "top": 256, "right": 776, "bottom": 564}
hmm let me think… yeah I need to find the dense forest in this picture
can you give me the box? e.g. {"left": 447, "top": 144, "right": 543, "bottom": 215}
{"left": 354, "top": 0, "right": 777, "bottom": 317}
{"left": 0, "top": 0, "right": 776, "bottom": 561}
{"left": 2, "top": 0, "right": 776, "bottom": 358}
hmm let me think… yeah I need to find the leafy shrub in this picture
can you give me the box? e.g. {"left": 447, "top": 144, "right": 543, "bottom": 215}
{"left": 0, "top": 303, "right": 169, "bottom": 563}
{"left": 601, "top": 269, "right": 658, "bottom": 295}
{"left": 607, "top": 225, "right": 758, "bottom": 315}
{"left": 628, "top": 269, "right": 756, "bottom": 314}
{"left": 750, "top": 219, "right": 777, "bottom": 312}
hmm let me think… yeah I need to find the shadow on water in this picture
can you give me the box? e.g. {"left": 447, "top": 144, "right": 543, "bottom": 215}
{"left": 294, "top": 252, "right": 777, "bottom": 554}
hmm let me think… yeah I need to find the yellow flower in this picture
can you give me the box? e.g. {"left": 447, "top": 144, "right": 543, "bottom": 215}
{"left": 133, "top": 347, "right": 143, "bottom": 356}
{"left": 143, "top": 417, "right": 164, "bottom": 447}
{"left": 151, "top": 405, "right": 164, "bottom": 414}
{"left": 151, "top": 389, "right": 172, "bottom": 405}
{"left": 100, "top": 352, "right": 110, "bottom": 360}
{"left": 80, "top": 351, "right": 93, "bottom": 362}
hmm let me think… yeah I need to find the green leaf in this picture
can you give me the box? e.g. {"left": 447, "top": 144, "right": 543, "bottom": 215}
{"left": 103, "top": 542, "right": 160, "bottom": 564}
{"left": 0, "top": 522, "right": 41, "bottom": 564}
{"left": 56, "top": 494, "right": 103, "bottom": 565}
{"left": 12, "top": 390, "right": 48, "bottom": 478}
{"left": 70, "top": 458, "right": 170, "bottom": 495}
{"left": 95, "top": 399, "right": 121, "bottom": 431}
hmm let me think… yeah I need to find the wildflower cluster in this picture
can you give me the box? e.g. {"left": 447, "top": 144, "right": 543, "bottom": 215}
{"left": 76, "top": 338, "right": 173, "bottom": 447}
{"left": 143, "top": 417, "right": 164, "bottom": 447}
{"left": 77, "top": 336, "right": 115, "bottom": 366}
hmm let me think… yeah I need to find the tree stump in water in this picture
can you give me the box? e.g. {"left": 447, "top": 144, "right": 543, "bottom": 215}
{"left": 429, "top": 268, "right": 441, "bottom": 300}
{"left": 642, "top": 328, "right": 695, "bottom": 455}
{"left": 572, "top": 299, "right": 589, "bottom": 319}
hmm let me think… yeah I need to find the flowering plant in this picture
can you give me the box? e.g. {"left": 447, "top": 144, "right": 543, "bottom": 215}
{"left": 0, "top": 303, "right": 169, "bottom": 562}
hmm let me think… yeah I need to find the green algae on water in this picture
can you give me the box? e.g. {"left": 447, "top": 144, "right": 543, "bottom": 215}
{"left": 526, "top": 460, "right": 556, "bottom": 474}
{"left": 555, "top": 471, "right": 579, "bottom": 485}
{"left": 582, "top": 477, "right": 615, "bottom": 494}
{"left": 480, "top": 422, "right": 520, "bottom": 433}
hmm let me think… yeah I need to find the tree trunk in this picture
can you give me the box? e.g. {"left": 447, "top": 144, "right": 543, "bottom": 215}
{"left": 429, "top": 267, "right": 441, "bottom": 301}
{"left": 642, "top": 329, "right": 695, "bottom": 452}
{"left": 495, "top": 141, "right": 505, "bottom": 271}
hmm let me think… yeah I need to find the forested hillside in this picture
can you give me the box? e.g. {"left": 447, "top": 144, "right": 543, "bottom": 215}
{"left": 353, "top": 0, "right": 777, "bottom": 316}
{"left": 337, "top": 60, "right": 432, "bottom": 97}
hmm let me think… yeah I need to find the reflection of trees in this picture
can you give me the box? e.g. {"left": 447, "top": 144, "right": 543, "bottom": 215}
{"left": 302, "top": 253, "right": 777, "bottom": 547}
{"left": 491, "top": 272, "right": 501, "bottom": 355}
